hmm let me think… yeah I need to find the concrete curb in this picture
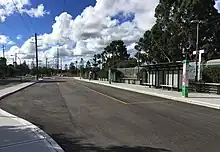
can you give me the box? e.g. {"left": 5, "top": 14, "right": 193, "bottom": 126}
{"left": 0, "top": 79, "right": 65, "bottom": 152}
{"left": 0, "top": 81, "right": 37, "bottom": 101}
{"left": 0, "top": 109, "right": 64, "bottom": 152}
{"left": 74, "top": 78, "right": 220, "bottom": 110}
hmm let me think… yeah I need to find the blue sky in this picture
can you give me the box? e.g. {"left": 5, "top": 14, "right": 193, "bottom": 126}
{"left": 0, "top": 0, "right": 157, "bottom": 67}
{"left": 0, "top": 0, "right": 96, "bottom": 47}
{"left": 2, "top": 0, "right": 218, "bottom": 67}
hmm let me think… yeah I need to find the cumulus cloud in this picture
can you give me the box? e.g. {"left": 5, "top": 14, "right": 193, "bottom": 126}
{"left": 0, "top": 34, "right": 14, "bottom": 45}
{"left": 215, "top": 0, "right": 220, "bottom": 12}
{"left": 7, "top": 0, "right": 159, "bottom": 67}
{"left": 0, "top": 0, "right": 49, "bottom": 22}
{"left": 20, "top": 4, "right": 50, "bottom": 18}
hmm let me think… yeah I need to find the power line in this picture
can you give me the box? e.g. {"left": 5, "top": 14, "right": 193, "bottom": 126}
{"left": 11, "top": 0, "right": 33, "bottom": 35}
{"left": 19, "top": 0, "right": 36, "bottom": 33}
{"left": 0, "top": 4, "right": 18, "bottom": 35}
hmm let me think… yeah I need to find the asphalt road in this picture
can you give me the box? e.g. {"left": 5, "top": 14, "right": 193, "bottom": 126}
{"left": 0, "top": 78, "right": 220, "bottom": 152}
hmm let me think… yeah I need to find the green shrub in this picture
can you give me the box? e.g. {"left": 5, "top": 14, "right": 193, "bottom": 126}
{"left": 203, "top": 66, "right": 220, "bottom": 83}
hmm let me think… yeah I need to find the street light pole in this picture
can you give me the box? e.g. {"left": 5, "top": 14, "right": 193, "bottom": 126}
{"left": 2, "top": 45, "right": 5, "bottom": 58}
{"left": 80, "top": 58, "right": 83, "bottom": 79}
{"left": 46, "top": 57, "right": 48, "bottom": 68}
{"left": 75, "top": 61, "right": 78, "bottom": 77}
{"left": 191, "top": 20, "right": 203, "bottom": 82}
{"left": 195, "top": 22, "right": 199, "bottom": 82}
{"left": 137, "top": 49, "right": 141, "bottom": 80}
{"left": 108, "top": 54, "right": 111, "bottom": 84}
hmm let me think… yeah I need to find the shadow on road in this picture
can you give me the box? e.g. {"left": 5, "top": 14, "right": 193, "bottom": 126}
{"left": 0, "top": 125, "right": 63, "bottom": 152}
{"left": 52, "top": 133, "right": 171, "bottom": 152}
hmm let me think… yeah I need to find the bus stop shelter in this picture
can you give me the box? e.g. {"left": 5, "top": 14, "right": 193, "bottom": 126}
{"left": 140, "top": 62, "right": 183, "bottom": 92}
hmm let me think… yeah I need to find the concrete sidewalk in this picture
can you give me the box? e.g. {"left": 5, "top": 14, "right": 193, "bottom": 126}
{"left": 74, "top": 77, "right": 220, "bottom": 110}
{"left": 0, "top": 81, "right": 64, "bottom": 152}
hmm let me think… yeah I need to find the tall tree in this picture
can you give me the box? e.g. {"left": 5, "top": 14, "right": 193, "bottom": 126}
{"left": 69, "top": 62, "right": 76, "bottom": 74}
{"left": 64, "top": 64, "right": 68, "bottom": 71}
{"left": 135, "top": 30, "right": 153, "bottom": 63}
{"left": 0, "top": 57, "right": 7, "bottom": 77}
{"left": 148, "top": 0, "right": 220, "bottom": 62}
{"left": 93, "top": 54, "right": 99, "bottom": 67}
{"left": 104, "top": 40, "right": 130, "bottom": 67}
{"left": 86, "top": 60, "right": 91, "bottom": 69}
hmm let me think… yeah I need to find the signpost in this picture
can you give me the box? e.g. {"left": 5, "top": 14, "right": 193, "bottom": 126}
{"left": 193, "top": 50, "right": 204, "bottom": 81}
{"left": 182, "top": 60, "right": 189, "bottom": 97}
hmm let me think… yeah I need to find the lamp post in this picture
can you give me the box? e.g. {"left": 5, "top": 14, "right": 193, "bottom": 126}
{"left": 137, "top": 48, "right": 141, "bottom": 80}
{"left": 108, "top": 54, "right": 111, "bottom": 84}
{"left": 75, "top": 61, "right": 78, "bottom": 77}
{"left": 112, "top": 44, "right": 119, "bottom": 82}
{"left": 80, "top": 58, "right": 83, "bottom": 79}
{"left": 190, "top": 20, "right": 204, "bottom": 82}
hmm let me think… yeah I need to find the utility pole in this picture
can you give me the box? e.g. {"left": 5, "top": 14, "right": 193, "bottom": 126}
{"left": 35, "top": 33, "right": 39, "bottom": 80}
{"left": 137, "top": 49, "right": 140, "bottom": 80}
{"left": 112, "top": 51, "right": 114, "bottom": 69}
{"left": 2, "top": 45, "right": 5, "bottom": 78}
{"left": 15, "top": 53, "right": 17, "bottom": 64}
{"left": 108, "top": 54, "right": 111, "bottom": 84}
{"left": 80, "top": 58, "right": 83, "bottom": 79}
{"left": 60, "top": 58, "right": 62, "bottom": 75}
{"left": 57, "top": 48, "right": 59, "bottom": 75}
{"left": 2, "top": 45, "right": 5, "bottom": 58}
{"left": 75, "top": 61, "right": 78, "bottom": 76}
{"left": 46, "top": 57, "right": 48, "bottom": 68}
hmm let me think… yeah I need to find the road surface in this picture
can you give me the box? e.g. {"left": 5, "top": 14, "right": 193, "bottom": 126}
{"left": 0, "top": 78, "right": 220, "bottom": 152}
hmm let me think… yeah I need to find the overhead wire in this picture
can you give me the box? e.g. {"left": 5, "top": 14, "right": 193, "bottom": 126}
{"left": 19, "top": 0, "right": 36, "bottom": 33}
{"left": 11, "top": 0, "right": 33, "bottom": 35}
{"left": 0, "top": 4, "right": 18, "bottom": 36}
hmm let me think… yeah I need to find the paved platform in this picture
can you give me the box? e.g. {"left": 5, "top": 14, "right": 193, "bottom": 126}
{"left": 0, "top": 81, "right": 64, "bottom": 152}
{"left": 74, "top": 77, "right": 220, "bottom": 109}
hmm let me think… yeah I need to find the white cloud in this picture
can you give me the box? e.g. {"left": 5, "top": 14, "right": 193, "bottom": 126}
{"left": 8, "top": 41, "right": 15, "bottom": 45}
{"left": 16, "top": 34, "right": 22, "bottom": 40}
{"left": 215, "top": 0, "right": 220, "bottom": 12}
{"left": 21, "top": 4, "right": 50, "bottom": 18}
{"left": 7, "top": 0, "right": 159, "bottom": 66}
{"left": 0, "top": 34, "right": 14, "bottom": 45}
{"left": 0, "top": 0, "right": 49, "bottom": 22}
